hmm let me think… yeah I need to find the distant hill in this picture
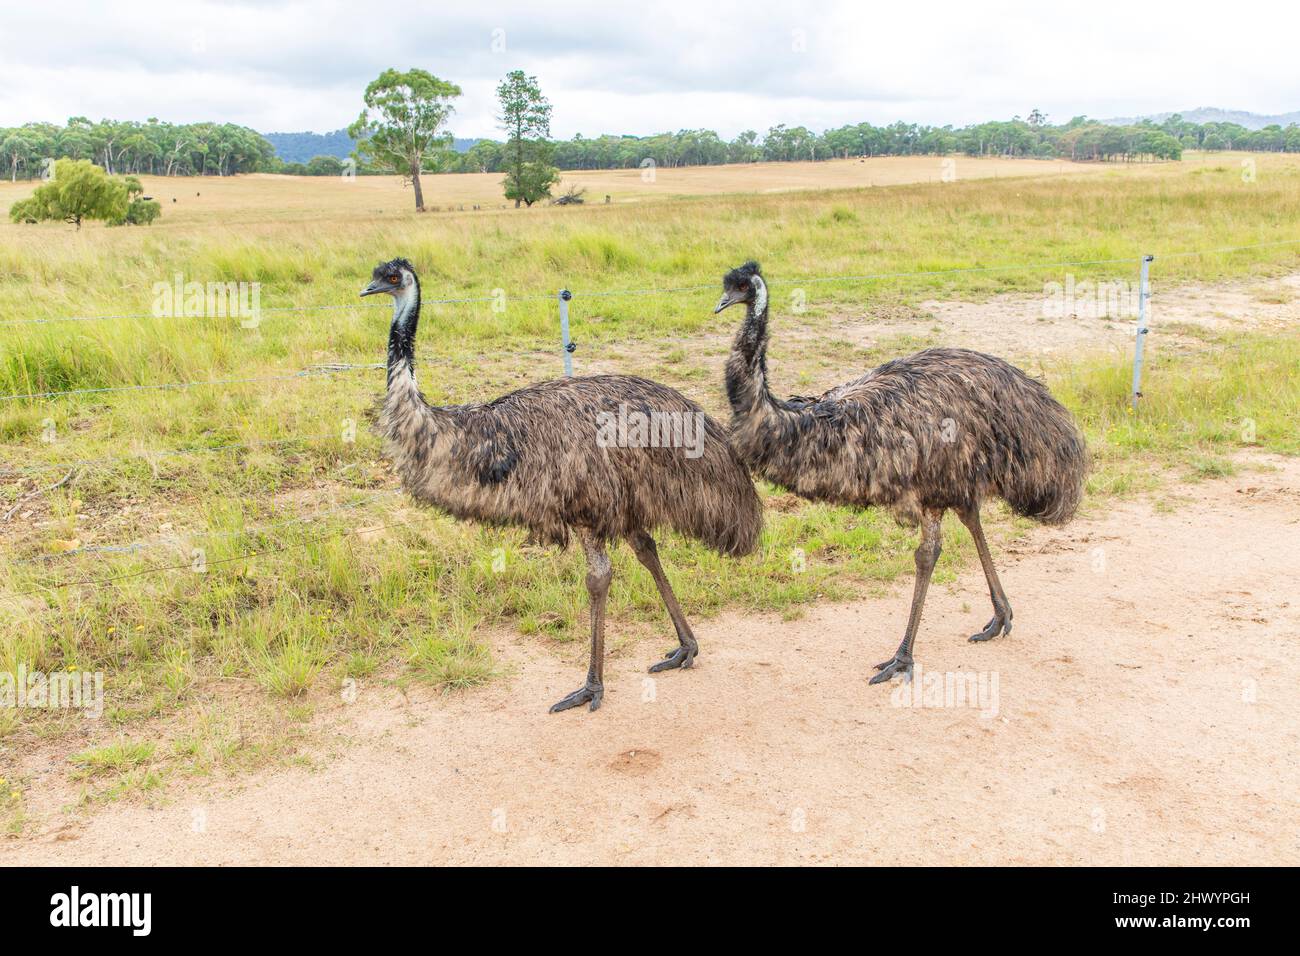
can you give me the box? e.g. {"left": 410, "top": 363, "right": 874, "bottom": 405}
{"left": 262, "top": 129, "right": 481, "bottom": 164}
{"left": 262, "top": 130, "right": 354, "bottom": 164}
{"left": 1102, "top": 107, "right": 1300, "bottom": 130}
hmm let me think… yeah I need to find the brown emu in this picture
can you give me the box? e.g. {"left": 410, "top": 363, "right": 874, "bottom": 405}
{"left": 715, "top": 261, "right": 1087, "bottom": 684}
{"left": 361, "top": 259, "right": 761, "bottom": 712}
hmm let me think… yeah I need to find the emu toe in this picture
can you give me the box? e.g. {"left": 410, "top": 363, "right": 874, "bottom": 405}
{"left": 968, "top": 610, "right": 1013, "bottom": 643}
{"left": 549, "top": 681, "right": 604, "bottom": 713}
{"left": 869, "top": 652, "right": 914, "bottom": 685}
{"left": 648, "top": 645, "right": 697, "bottom": 673}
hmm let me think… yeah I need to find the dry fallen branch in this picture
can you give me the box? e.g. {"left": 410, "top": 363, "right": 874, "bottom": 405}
{"left": 3, "top": 468, "right": 77, "bottom": 522}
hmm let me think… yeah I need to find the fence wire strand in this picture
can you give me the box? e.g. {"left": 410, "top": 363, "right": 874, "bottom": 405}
{"left": 14, "top": 519, "right": 407, "bottom": 597}
{"left": 3, "top": 240, "right": 1298, "bottom": 404}
{"left": 3, "top": 237, "right": 1298, "bottom": 594}
{"left": 0, "top": 363, "right": 378, "bottom": 403}
{"left": 11, "top": 488, "right": 403, "bottom": 568}
{"left": 0, "top": 430, "right": 356, "bottom": 478}
{"left": 0, "top": 294, "right": 551, "bottom": 327}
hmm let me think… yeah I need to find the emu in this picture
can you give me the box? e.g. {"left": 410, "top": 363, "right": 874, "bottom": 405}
{"left": 361, "top": 259, "right": 761, "bottom": 712}
{"left": 715, "top": 261, "right": 1087, "bottom": 684}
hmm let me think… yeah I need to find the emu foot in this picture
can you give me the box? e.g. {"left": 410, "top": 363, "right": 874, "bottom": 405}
{"left": 969, "top": 609, "right": 1013, "bottom": 643}
{"left": 869, "top": 651, "right": 913, "bottom": 685}
{"left": 648, "top": 644, "right": 697, "bottom": 673}
{"left": 549, "top": 680, "right": 604, "bottom": 713}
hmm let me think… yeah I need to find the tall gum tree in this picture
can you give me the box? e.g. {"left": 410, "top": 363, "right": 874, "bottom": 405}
{"left": 350, "top": 68, "right": 462, "bottom": 211}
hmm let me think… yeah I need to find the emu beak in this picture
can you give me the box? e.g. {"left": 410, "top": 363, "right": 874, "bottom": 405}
{"left": 714, "top": 291, "right": 742, "bottom": 314}
{"left": 359, "top": 279, "right": 386, "bottom": 298}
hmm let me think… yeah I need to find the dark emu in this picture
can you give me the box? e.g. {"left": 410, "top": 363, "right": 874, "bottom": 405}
{"left": 715, "top": 261, "right": 1087, "bottom": 684}
{"left": 362, "top": 259, "right": 761, "bottom": 712}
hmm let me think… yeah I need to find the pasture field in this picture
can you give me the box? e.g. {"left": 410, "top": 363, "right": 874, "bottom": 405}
{"left": 0, "top": 154, "right": 1113, "bottom": 229}
{"left": 1, "top": 152, "right": 1299, "bottom": 831}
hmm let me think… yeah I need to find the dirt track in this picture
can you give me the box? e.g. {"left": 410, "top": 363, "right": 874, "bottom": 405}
{"left": 7, "top": 455, "right": 1298, "bottom": 866}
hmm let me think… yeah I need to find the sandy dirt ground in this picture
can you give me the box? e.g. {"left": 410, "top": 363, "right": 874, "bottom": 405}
{"left": 6, "top": 452, "right": 1298, "bottom": 866}
{"left": 910, "top": 272, "right": 1300, "bottom": 358}
{"left": 788, "top": 270, "right": 1300, "bottom": 365}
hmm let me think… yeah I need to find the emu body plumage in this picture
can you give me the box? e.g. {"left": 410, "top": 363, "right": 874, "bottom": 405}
{"left": 716, "top": 261, "right": 1087, "bottom": 684}
{"left": 362, "top": 259, "right": 761, "bottom": 712}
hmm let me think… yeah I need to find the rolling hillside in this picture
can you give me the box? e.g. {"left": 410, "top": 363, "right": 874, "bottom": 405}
{"left": 263, "top": 129, "right": 481, "bottom": 163}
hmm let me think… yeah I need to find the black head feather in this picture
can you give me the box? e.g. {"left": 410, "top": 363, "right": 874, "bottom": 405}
{"left": 722, "top": 260, "right": 762, "bottom": 291}
{"left": 372, "top": 257, "right": 416, "bottom": 282}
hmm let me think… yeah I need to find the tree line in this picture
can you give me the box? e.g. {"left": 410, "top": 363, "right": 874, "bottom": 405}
{"left": 449, "top": 112, "right": 1300, "bottom": 171}
{"left": 457, "top": 116, "right": 1190, "bottom": 172}
{"left": 7, "top": 106, "right": 1300, "bottom": 189}
{"left": 0, "top": 118, "right": 275, "bottom": 181}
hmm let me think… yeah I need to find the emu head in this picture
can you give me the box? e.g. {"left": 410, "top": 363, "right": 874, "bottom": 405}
{"left": 714, "top": 260, "right": 764, "bottom": 314}
{"left": 360, "top": 257, "right": 418, "bottom": 300}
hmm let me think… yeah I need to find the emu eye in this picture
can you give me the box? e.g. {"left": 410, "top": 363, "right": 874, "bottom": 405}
{"left": 387, "top": 274, "right": 399, "bottom": 284}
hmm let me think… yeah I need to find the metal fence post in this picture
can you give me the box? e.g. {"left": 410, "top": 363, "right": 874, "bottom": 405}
{"left": 1131, "top": 255, "right": 1153, "bottom": 411}
{"left": 558, "top": 289, "right": 574, "bottom": 377}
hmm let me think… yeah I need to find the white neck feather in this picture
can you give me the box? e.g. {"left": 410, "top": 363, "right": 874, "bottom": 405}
{"left": 751, "top": 275, "right": 768, "bottom": 317}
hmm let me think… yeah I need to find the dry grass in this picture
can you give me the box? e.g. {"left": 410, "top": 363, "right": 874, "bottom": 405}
{"left": 0, "top": 154, "right": 1116, "bottom": 228}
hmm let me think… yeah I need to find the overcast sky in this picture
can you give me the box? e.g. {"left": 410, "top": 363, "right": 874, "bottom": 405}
{"left": 2, "top": 0, "right": 1298, "bottom": 137}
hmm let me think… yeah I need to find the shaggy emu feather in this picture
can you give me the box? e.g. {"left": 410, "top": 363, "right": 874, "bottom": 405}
{"left": 361, "top": 258, "right": 761, "bottom": 712}
{"left": 716, "top": 260, "right": 1087, "bottom": 684}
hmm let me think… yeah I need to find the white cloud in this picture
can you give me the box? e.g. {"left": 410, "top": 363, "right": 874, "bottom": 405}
{"left": 1, "top": 0, "right": 1297, "bottom": 136}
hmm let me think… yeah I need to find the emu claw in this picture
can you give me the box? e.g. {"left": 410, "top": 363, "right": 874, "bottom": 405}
{"left": 869, "top": 653, "right": 913, "bottom": 685}
{"left": 968, "top": 612, "right": 1012, "bottom": 643}
{"left": 549, "top": 681, "right": 604, "bottom": 713}
{"left": 648, "top": 645, "right": 696, "bottom": 673}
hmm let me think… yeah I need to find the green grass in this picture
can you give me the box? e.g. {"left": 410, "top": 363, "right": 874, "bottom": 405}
{"left": 1, "top": 783, "right": 26, "bottom": 836}
{"left": 71, "top": 739, "right": 156, "bottom": 777}
{"left": 3, "top": 155, "right": 1300, "bottom": 399}
{"left": 7, "top": 313, "right": 1295, "bottom": 727}
{"left": 407, "top": 629, "right": 496, "bottom": 691}
{"left": 1054, "top": 334, "right": 1300, "bottom": 493}
{"left": 2, "top": 335, "right": 1295, "bottom": 742}
{"left": 1, "top": 158, "right": 1299, "bottom": 756}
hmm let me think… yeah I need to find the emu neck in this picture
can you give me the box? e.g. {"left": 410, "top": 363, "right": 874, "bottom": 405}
{"left": 382, "top": 277, "right": 459, "bottom": 449}
{"left": 386, "top": 278, "right": 421, "bottom": 390}
{"left": 725, "top": 283, "right": 775, "bottom": 418}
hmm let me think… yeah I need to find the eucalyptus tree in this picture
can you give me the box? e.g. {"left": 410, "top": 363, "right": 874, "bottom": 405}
{"left": 350, "top": 68, "right": 462, "bottom": 210}
{"left": 1, "top": 128, "right": 40, "bottom": 181}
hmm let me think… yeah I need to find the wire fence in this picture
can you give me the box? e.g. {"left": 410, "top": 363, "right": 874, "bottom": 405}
{"left": 0, "top": 293, "right": 547, "bottom": 327}
{"left": 6, "top": 237, "right": 1300, "bottom": 331}
{"left": 10, "top": 487, "right": 404, "bottom": 569}
{"left": 3, "top": 239, "right": 1299, "bottom": 595}
{"left": 12, "top": 518, "right": 408, "bottom": 597}
{"left": 6, "top": 239, "right": 1298, "bottom": 405}
{"left": 1, "top": 431, "right": 348, "bottom": 477}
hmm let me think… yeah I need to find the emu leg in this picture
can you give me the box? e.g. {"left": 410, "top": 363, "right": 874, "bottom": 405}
{"left": 550, "top": 530, "right": 612, "bottom": 713}
{"left": 629, "top": 530, "right": 699, "bottom": 673}
{"left": 870, "top": 510, "right": 943, "bottom": 685}
{"left": 958, "top": 507, "right": 1013, "bottom": 642}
